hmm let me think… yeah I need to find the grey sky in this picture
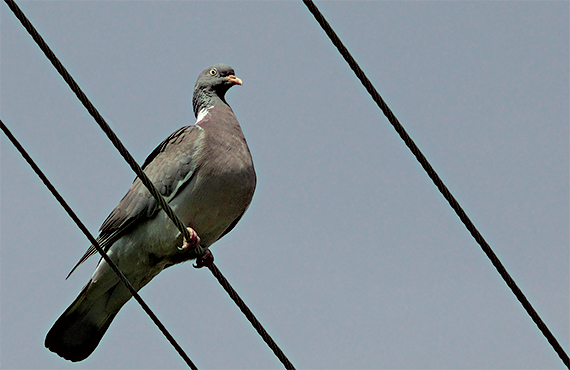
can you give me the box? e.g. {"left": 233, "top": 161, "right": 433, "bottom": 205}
{"left": 1, "top": 1, "right": 568, "bottom": 369}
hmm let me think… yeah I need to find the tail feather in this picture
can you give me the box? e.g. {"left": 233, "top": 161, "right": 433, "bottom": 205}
{"left": 45, "top": 280, "right": 127, "bottom": 362}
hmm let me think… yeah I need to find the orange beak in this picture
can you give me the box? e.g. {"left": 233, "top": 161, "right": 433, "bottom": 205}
{"left": 227, "top": 75, "right": 243, "bottom": 85}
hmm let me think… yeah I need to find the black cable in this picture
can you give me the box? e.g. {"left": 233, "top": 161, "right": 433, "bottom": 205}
{"left": 301, "top": 1, "right": 569, "bottom": 368}
{"left": 208, "top": 264, "right": 296, "bottom": 369}
{"left": 2, "top": 0, "right": 196, "bottom": 252}
{"left": 4, "top": 1, "right": 295, "bottom": 368}
{"left": 0, "top": 120, "right": 199, "bottom": 369}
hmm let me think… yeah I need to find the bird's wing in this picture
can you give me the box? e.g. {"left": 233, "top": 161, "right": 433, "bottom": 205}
{"left": 66, "top": 125, "right": 205, "bottom": 278}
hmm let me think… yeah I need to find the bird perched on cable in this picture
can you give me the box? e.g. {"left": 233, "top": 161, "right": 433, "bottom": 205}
{"left": 45, "top": 64, "right": 256, "bottom": 362}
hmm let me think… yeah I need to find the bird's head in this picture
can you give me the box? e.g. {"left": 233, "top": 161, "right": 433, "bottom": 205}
{"left": 193, "top": 64, "right": 242, "bottom": 117}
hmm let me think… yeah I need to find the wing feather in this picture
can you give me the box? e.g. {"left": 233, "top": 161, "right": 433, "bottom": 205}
{"left": 66, "top": 125, "right": 205, "bottom": 277}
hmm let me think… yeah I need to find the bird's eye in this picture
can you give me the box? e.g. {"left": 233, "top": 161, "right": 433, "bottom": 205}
{"left": 209, "top": 68, "right": 217, "bottom": 76}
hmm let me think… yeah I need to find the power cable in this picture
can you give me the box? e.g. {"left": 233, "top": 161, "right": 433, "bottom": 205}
{"left": 301, "top": 1, "right": 569, "bottom": 368}
{"left": 4, "top": 0, "right": 295, "bottom": 368}
{"left": 2, "top": 0, "right": 198, "bottom": 254}
{"left": 0, "top": 120, "right": 198, "bottom": 369}
{"left": 208, "top": 263, "right": 296, "bottom": 369}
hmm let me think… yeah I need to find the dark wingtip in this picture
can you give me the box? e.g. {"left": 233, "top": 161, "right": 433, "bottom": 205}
{"left": 66, "top": 246, "right": 98, "bottom": 280}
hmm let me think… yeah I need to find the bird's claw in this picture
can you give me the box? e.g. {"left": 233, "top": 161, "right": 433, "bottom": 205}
{"left": 179, "top": 227, "right": 201, "bottom": 251}
{"left": 193, "top": 249, "right": 214, "bottom": 269}
{"left": 178, "top": 227, "right": 212, "bottom": 267}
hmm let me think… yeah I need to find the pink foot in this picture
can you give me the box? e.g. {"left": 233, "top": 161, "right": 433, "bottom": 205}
{"left": 180, "top": 227, "right": 201, "bottom": 251}
{"left": 193, "top": 249, "right": 214, "bottom": 269}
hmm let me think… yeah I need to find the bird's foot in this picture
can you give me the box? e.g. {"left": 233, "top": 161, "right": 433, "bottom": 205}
{"left": 193, "top": 249, "right": 214, "bottom": 269}
{"left": 178, "top": 227, "right": 213, "bottom": 268}
{"left": 179, "top": 227, "right": 201, "bottom": 251}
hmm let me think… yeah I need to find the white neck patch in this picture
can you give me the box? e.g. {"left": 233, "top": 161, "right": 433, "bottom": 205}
{"left": 196, "top": 106, "right": 212, "bottom": 124}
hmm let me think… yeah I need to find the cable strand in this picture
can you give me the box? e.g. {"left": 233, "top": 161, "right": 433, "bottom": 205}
{"left": 208, "top": 264, "right": 296, "bottom": 369}
{"left": 0, "top": 120, "right": 198, "bottom": 369}
{"left": 4, "top": 1, "right": 295, "bottom": 368}
{"left": 2, "top": 0, "right": 195, "bottom": 249}
{"left": 301, "top": 1, "right": 569, "bottom": 368}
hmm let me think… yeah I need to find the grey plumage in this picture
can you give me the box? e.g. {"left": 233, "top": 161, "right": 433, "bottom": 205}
{"left": 45, "top": 64, "right": 256, "bottom": 362}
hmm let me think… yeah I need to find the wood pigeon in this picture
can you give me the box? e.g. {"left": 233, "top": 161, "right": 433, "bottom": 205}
{"left": 45, "top": 64, "right": 256, "bottom": 362}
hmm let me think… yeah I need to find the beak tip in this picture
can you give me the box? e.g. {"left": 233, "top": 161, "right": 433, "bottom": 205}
{"left": 228, "top": 76, "right": 243, "bottom": 86}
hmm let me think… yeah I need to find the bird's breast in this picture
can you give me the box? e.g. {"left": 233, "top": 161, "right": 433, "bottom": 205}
{"left": 171, "top": 153, "right": 256, "bottom": 247}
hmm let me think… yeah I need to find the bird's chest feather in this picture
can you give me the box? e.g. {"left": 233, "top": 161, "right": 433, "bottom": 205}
{"left": 174, "top": 153, "right": 256, "bottom": 245}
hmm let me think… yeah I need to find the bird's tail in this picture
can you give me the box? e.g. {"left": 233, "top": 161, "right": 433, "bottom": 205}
{"left": 45, "top": 278, "right": 129, "bottom": 362}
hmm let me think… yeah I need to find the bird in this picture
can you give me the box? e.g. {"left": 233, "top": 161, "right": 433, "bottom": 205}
{"left": 45, "top": 63, "right": 256, "bottom": 362}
